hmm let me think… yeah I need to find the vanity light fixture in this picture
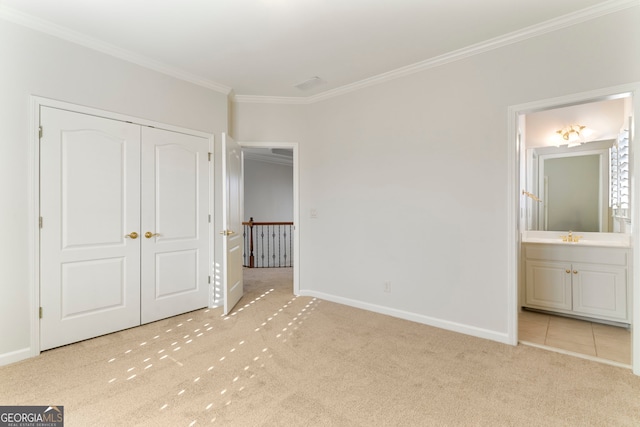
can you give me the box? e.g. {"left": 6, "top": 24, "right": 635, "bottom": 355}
{"left": 553, "top": 124, "right": 594, "bottom": 147}
{"left": 557, "top": 124, "right": 585, "bottom": 141}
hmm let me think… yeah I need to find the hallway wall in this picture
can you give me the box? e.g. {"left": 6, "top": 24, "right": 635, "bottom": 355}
{"left": 244, "top": 158, "right": 293, "bottom": 222}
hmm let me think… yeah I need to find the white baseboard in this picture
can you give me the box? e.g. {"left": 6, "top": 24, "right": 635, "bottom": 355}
{"left": 519, "top": 340, "right": 631, "bottom": 369}
{"left": 0, "top": 347, "right": 36, "bottom": 367}
{"left": 299, "top": 290, "right": 511, "bottom": 345}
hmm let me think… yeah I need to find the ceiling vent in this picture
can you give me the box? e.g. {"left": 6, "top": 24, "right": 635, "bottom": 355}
{"left": 294, "top": 76, "right": 326, "bottom": 91}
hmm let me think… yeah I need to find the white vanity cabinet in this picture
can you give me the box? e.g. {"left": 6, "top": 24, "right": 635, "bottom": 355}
{"left": 525, "top": 260, "right": 573, "bottom": 311}
{"left": 523, "top": 243, "right": 630, "bottom": 324}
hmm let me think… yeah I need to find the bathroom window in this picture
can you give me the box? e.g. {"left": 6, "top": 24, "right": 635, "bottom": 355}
{"left": 610, "top": 128, "right": 630, "bottom": 219}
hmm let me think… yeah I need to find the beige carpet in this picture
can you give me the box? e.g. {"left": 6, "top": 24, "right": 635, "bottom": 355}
{"left": 2, "top": 268, "right": 640, "bottom": 426}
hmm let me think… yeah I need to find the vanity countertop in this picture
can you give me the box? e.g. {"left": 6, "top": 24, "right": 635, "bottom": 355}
{"left": 521, "top": 231, "right": 632, "bottom": 248}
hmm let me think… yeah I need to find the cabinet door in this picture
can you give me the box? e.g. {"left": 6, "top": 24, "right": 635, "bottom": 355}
{"left": 525, "top": 260, "right": 572, "bottom": 310}
{"left": 572, "top": 263, "right": 627, "bottom": 321}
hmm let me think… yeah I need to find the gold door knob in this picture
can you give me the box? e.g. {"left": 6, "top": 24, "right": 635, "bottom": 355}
{"left": 125, "top": 231, "right": 139, "bottom": 239}
{"left": 565, "top": 269, "right": 571, "bottom": 273}
{"left": 573, "top": 270, "right": 578, "bottom": 274}
{"left": 219, "top": 230, "right": 236, "bottom": 236}
{"left": 144, "top": 232, "right": 160, "bottom": 238}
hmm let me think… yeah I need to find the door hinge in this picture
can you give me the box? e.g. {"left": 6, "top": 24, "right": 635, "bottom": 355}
{"left": 208, "top": 152, "right": 212, "bottom": 161}
{"left": 39, "top": 217, "right": 43, "bottom": 229}
{"left": 38, "top": 126, "right": 43, "bottom": 139}
{"left": 208, "top": 214, "right": 211, "bottom": 223}
{"left": 208, "top": 276, "right": 211, "bottom": 284}
{"left": 39, "top": 307, "right": 43, "bottom": 319}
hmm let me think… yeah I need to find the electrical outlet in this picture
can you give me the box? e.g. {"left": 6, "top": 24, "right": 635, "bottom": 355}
{"left": 383, "top": 281, "right": 391, "bottom": 293}
{"left": 310, "top": 208, "right": 318, "bottom": 219}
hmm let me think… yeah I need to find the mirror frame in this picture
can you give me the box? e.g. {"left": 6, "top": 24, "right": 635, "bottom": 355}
{"left": 526, "top": 139, "right": 615, "bottom": 233}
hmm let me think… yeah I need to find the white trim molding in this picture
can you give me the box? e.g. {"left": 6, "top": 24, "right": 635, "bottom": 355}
{"left": 235, "top": 0, "right": 640, "bottom": 105}
{"left": 300, "top": 290, "right": 511, "bottom": 345}
{"left": 0, "top": 347, "right": 34, "bottom": 367}
{"left": 0, "top": 5, "right": 232, "bottom": 95}
{"left": 2, "top": 1, "right": 636, "bottom": 103}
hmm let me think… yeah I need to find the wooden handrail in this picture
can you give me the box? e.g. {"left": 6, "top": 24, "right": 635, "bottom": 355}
{"left": 242, "top": 218, "right": 294, "bottom": 268}
{"left": 242, "top": 221, "right": 293, "bottom": 226}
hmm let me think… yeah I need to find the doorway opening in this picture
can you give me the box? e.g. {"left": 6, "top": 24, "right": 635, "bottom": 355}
{"left": 508, "top": 84, "right": 639, "bottom": 374}
{"left": 240, "top": 142, "right": 300, "bottom": 297}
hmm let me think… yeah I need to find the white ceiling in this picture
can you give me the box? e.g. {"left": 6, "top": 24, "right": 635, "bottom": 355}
{"left": 0, "top": 0, "right": 626, "bottom": 100}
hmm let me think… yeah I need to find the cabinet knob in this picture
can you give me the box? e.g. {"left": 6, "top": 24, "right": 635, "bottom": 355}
{"left": 573, "top": 270, "right": 578, "bottom": 274}
{"left": 566, "top": 269, "right": 571, "bottom": 274}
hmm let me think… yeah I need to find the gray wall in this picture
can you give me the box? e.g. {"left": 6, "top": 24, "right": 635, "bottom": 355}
{"left": 244, "top": 158, "right": 293, "bottom": 222}
{"left": 232, "top": 7, "right": 640, "bottom": 342}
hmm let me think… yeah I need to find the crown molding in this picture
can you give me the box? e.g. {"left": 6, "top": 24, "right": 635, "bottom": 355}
{"left": 234, "top": 0, "right": 640, "bottom": 105}
{"left": 2, "top": 0, "right": 636, "bottom": 102}
{"left": 233, "top": 95, "right": 311, "bottom": 105}
{"left": 243, "top": 150, "right": 293, "bottom": 166}
{"left": 0, "top": 5, "right": 232, "bottom": 95}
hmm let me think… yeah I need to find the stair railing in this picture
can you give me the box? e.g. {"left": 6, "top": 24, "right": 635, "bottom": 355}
{"left": 242, "top": 217, "right": 294, "bottom": 268}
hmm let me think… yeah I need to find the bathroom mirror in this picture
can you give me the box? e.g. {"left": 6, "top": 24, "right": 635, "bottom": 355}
{"left": 525, "top": 139, "right": 625, "bottom": 233}
{"left": 522, "top": 95, "right": 632, "bottom": 234}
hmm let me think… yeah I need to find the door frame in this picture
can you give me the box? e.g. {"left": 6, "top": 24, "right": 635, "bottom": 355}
{"left": 29, "top": 96, "right": 215, "bottom": 357}
{"left": 238, "top": 141, "right": 300, "bottom": 296}
{"left": 507, "top": 82, "right": 640, "bottom": 374}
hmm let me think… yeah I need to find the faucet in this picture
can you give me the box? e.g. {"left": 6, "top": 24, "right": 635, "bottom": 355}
{"left": 560, "top": 230, "right": 582, "bottom": 243}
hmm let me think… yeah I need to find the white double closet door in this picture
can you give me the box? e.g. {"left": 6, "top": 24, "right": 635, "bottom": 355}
{"left": 40, "top": 107, "right": 210, "bottom": 350}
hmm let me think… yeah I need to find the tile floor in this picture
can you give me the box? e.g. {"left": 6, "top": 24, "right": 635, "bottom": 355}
{"left": 519, "top": 309, "right": 631, "bottom": 365}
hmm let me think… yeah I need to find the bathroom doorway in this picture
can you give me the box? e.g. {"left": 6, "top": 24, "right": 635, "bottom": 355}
{"left": 508, "top": 84, "right": 640, "bottom": 373}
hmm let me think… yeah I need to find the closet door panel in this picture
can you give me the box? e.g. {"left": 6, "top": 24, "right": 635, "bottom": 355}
{"left": 40, "top": 107, "right": 141, "bottom": 350}
{"left": 140, "top": 127, "right": 209, "bottom": 324}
